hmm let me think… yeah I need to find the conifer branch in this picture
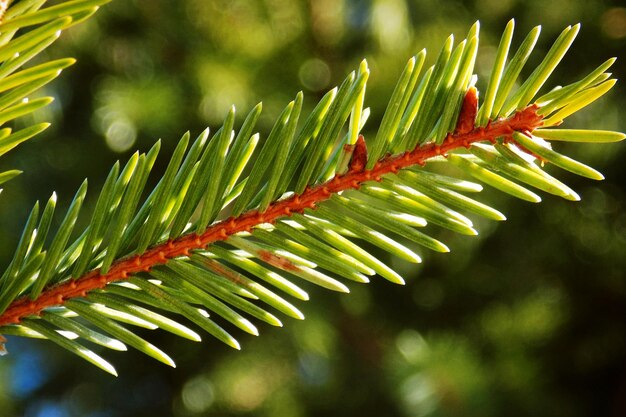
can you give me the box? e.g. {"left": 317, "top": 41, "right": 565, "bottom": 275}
{"left": 0, "top": 10, "right": 623, "bottom": 374}
{"left": 0, "top": 101, "right": 543, "bottom": 327}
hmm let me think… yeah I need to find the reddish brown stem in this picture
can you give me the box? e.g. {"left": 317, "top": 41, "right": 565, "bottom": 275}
{"left": 0, "top": 105, "right": 543, "bottom": 327}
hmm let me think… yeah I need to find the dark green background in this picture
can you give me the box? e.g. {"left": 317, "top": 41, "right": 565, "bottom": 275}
{"left": 0, "top": 1, "right": 625, "bottom": 416}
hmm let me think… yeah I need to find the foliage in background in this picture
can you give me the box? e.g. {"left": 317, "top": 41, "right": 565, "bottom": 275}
{"left": 0, "top": 2, "right": 624, "bottom": 414}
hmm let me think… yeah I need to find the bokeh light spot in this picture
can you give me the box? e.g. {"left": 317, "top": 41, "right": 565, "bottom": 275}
{"left": 298, "top": 59, "right": 331, "bottom": 91}
{"left": 602, "top": 8, "right": 626, "bottom": 39}
{"left": 229, "top": 372, "right": 269, "bottom": 411}
{"left": 371, "top": 0, "right": 411, "bottom": 52}
{"left": 105, "top": 118, "right": 137, "bottom": 153}
{"left": 310, "top": 0, "right": 345, "bottom": 46}
{"left": 399, "top": 374, "right": 438, "bottom": 417}
{"left": 396, "top": 330, "right": 428, "bottom": 364}
{"left": 182, "top": 376, "right": 215, "bottom": 413}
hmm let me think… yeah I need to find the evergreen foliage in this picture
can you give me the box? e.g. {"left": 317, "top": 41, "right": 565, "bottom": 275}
{"left": 0, "top": 1, "right": 623, "bottom": 376}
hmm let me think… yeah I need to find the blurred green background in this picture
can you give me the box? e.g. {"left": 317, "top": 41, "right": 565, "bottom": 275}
{"left": 0, "top": 0, "right": 625, "bottom": 416}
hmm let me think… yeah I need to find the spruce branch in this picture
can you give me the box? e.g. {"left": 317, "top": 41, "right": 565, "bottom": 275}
{"left": 0, "top": 101, "right": 543, "bottom": 327}
{"left": 0, "top": 13, "right": 623, "bottom": 375}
